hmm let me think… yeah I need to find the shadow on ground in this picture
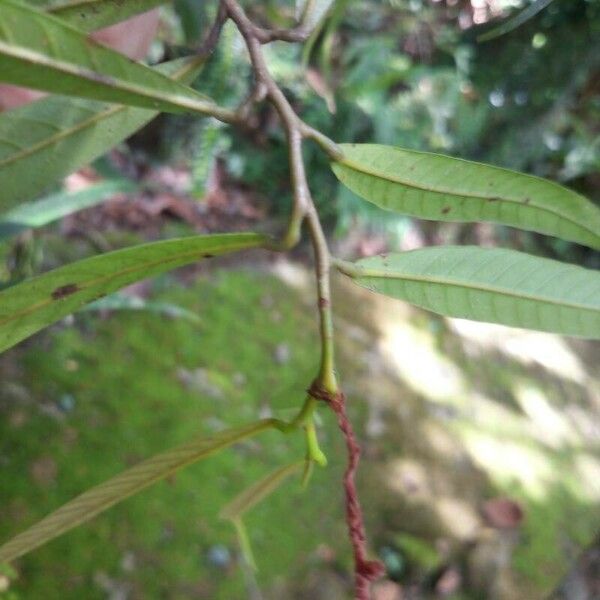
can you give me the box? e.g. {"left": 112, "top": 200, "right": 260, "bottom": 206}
{"left": 1, "top": 259, "right": 599, "bottom": 599}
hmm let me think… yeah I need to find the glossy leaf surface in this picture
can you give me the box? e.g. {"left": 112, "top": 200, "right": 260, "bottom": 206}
{"left": 338, "top": 246, "right": 600, "bottom": 338}
{"left": 332, "top": 144, "right": 600, "bottom": 249}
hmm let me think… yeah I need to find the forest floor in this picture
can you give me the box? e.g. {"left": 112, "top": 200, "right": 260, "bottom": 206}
{"left": 1, "top": 241, "right": 599, "bottom": 599}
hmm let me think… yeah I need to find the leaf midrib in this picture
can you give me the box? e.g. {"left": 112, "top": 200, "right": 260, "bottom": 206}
{"left": 0, "top": 237, "right": 262, "bottom": 335}
{"left": 0, "top": 41, "right": 214, "bottom": 115}
{"left": 0, "top": 58, "right": 201, "bottom": 170}
{"left": 355, "top": 267, "right": 599, "bottom": 313}
{"left": 0, "top": 102, "right": 124, "bottom": 168}
{"left": 338, "top": 156, "right": 597, "bottom": 240}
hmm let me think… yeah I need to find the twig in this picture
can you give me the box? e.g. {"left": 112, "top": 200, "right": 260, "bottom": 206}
{"left": 329, "top": 392, "right": 386, "bottom": 598}
{"left": 253, "top": 25, "right": 311, "bottom": 44}
{"left": 196, "top": 2, "right": 229, "bottom": 58}
{"left": 223, "top": 0, "right": 310, "bottom": 248}
{"left": 221, "top": 1, "right": 381, "bottom": 596}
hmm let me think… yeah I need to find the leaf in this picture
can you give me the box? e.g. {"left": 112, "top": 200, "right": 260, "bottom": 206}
{"left": 0, "top": 419, "right": 277, "bottom": 564}
{"left": 83, "top": 292, "right": 202, "bottom": 324}
{"left": 478, "top": 0, "right": 555, "bottom": 42}
{"left": 331, "top": 144, "right": 600, "bottom": 250}
{"left": 296, "top": 0, "right": 334, "bottom": 31}
{"left": 337, "top": 246, "right": 600, "bottom": 338}
{"left": 0, "top": 0, "right": 223, "bottom": 115}
{"left": 0, "top": 56, "right": 202, "bottom": 207}
{"left": 0, "top": 232, "right": 267, "bottom": 353}
{"left": 0, "top": 180, "right": 135, "bottom": 241}
{"left": 231, "top": 518, "right": 257, "bottom": 571}
{"left": 37, "top": 0, "right": 168, "bottom": 33}
{"left": 220, "top": 462, "right": 303, "bottom": 521}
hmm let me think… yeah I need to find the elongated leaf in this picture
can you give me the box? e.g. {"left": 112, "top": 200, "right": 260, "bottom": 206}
{"left": 0, "top": 419, "right": 276, "bottom": 564}
{"left": 0, "top": 232, "right": 266, "bottom": 353}
{"left": 0, "top": 180, "right": 135, "bottom": 240}
{"left": 220, "top": 462, "right": 303, "bottom": 521}
{"left": 232, "top": 518, "right": 257, "bottom": 571}
{"left": 0, "top": 56, "right": 202, "bottom": 207}
{"left": 337, "top": 247, "right": 600, "bottom": 338}
{"left": 296, "top": 0, "right": 334, "bottom": 31}
{"left": 478, "top": 0, "right": 554, "bottom": 42}
{"left": 38, "top": 0, "right": 168, "bottom": 32}
{"left": 84, "top": 292, "right": 202, "bottom": 323}
{"left": 331, "top": 144, "right": 600, "bottom": 250}
{"left": 0, "top": 0, "right": 222, "bottom": 115}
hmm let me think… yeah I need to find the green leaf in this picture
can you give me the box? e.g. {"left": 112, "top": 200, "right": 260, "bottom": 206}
{"left": 331, "top": 144, "right": 600, "bottom": 250}
{"left": 0, "top": 419, "right": 277, "bottom": 564}
{"left": 478, "top": 0, "right": 554, "bottom": 42}
{"left": 220, "top": 462, "right": 303, "bottom": 522}
{"left": 83, "top": 292, "right": 202, "bottom": 324}
{"left": 0, "top": 56, "right": 202, "bottom": 207}
{"left": 337, "top": 246, "right": 600, "bottom": 338}
{"left": 0, "top": 0, "right": 225, "bottom": 116}
{"left": 0, "top": 180, "right": 135, "bottom": 241}
{"left": 0, "top": 232, "right": 267, "bottom": 353}
{"left": 296, "top": 0, "right": 334, "bottom": 31}
{"left": 231, "top": 518, "right": 257, "bottom": 571}
{"left": 38, "top": 0, "right": 168, "bottom": 32}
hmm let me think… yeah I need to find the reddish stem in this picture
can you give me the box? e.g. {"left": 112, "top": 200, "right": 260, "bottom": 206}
{"left": 328, "top": 391, "right": 385, "bottom": 599}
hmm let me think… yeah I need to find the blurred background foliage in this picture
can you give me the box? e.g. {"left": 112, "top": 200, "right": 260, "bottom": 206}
{"left": 1, "top": 1, "right": 600, "bottom": 599}
{"left": 150, "top": 0, "right": 600, "bottom": 261}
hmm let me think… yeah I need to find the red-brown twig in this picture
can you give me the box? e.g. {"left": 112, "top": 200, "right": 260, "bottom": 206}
{"left": 309, "top": 383, "right": 384, "bottom": 599}
{"left": 225, "top": 0, "right": 380, "bottom": 595}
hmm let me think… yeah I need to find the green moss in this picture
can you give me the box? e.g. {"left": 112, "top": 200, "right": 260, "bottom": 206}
{"left": 2, "top": 266, "right": 599, "bottom": 599}
{"left": 0, "top": 270, "right": 349, "bottom": 598}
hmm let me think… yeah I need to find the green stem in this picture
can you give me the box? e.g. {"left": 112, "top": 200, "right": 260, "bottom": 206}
{"left": 233, "top": 518, "right": 257, "bottom": 571}
{"left": 269, "top": 395, "right": 327, "bottom": 468}
{"left": 305, "top": 204, "right": 338, "bottom": 394}
{"left": 331, "top": 256, "right": 361, "bottom": 278}
{"left": 305, "top": 419, "right": 327, "bottom": 466}
{"left": 300, "top": 123, "right": 343, "bottom": 161}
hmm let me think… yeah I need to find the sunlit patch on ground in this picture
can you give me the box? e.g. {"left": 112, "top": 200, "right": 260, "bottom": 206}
{"left": 1, "top": 262, "right": 598, "bottom": 599}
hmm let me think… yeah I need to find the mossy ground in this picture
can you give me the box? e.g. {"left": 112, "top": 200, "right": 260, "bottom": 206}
{"left": 0, "top": 269, "right": 353, "bottom": 599}
{"left": 1, "top": 262, "right": 599, "bottom": 599}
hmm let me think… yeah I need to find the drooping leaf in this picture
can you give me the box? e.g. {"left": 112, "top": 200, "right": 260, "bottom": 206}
{"left": 337, "top": 246, "right": 600, "bottom": 338}
{"left": 231, "top": 518, "right": 257, "bottom": 571}
{"left": 0, "top": 419, "right": 277, "bottom": 564}
{"left": 220, "top": 462, "right": 303, "bottom": 521}
{"left": 296, "top": 0, "right": 334, "bottom": 31}
{"left": 35, "top": 0, "right": 168, "bottom": 32}
{"left": 0, "top": 232, "right": 267, "bottom": 353}
{"left": 478, "top": 0, "right": 555, "bottom": 42}
{"left": 331, "top": 144, "right": 600, "bottom": 250}
{"left": 0, "top": 180, "right": 135, "bottom": 241}
{"left": 0, "top": 56, "right": 202, "bottom": 207}
{"left": 83, "top": 292, "right": 202, "bottom": 324}
{"left": 0, "top": 0, "right": 223, "bottom": 115}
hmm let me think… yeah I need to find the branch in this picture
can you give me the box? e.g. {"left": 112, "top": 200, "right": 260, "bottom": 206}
{"left": 196, "top": 2, "right": 229, "bottom": 58}
{"left": 253, "top": 25, "right": 311, "bottom": 44}
{"left": 223, "top": 0, "right": 310, "bottom": 249}
{"left": 219, "top": 3, "right": 382, "bottom": 597}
